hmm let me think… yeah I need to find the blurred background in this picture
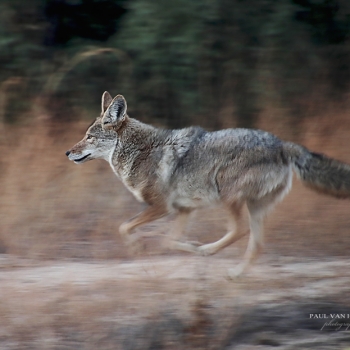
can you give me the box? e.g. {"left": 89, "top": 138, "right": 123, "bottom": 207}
{"left": 1, "top": 0, "right": 350, "bottom": 127}
{"left": 1, "top": 0, "right": 350, "bottom": 258}
{"left": 1, "top": 1, "right": 350, "bottom": 349}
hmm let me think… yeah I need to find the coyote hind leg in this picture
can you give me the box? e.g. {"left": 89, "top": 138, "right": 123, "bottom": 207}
{"left": 228, "top": 178, "right": 292, "bottom": 278}
{"left": 228, "top": 189, "right": 289, "bottom": 279}
{"left": 228, "top": 201, "right": 265, "bottom": 278}
{"left": 197, "top": 203, "right": 248, "bottom": 256}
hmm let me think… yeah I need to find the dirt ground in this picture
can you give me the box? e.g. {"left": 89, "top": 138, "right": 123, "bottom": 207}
{"left": 0, "top": 253, "right": 350, "bottom": 349}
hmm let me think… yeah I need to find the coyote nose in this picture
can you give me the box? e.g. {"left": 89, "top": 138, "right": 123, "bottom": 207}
{"left": 65, "top": 150, "right": 71, "bottom": 156}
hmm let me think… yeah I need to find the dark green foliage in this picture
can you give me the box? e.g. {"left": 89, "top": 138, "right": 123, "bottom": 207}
{"left": 293, "top": 0, "right": 350, "bottom": 44}
{"left": 0, "top": 0, "right": 350, "bottom": 127}
{"left": 44, "top": 0, "right": 127, "bottom": 45}
{"left": 109, "top": 0, "right": 208, "bottom": 126}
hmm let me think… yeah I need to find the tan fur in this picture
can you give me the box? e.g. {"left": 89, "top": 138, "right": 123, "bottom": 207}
{"left": 66, "top": 92, "right": 350, "bottom": 277}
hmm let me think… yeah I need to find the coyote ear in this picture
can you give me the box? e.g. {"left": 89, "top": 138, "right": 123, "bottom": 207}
{"left": 102, "top": 94, "right": 127, "bottom": 129}
{"left": 108, "top": 95, "right": 127, "bottom": 123}
{"left": 101, "top": 91, "right": 113, "bottom": 113}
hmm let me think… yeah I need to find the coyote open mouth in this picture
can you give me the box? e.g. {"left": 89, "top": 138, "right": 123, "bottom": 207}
{"left": 74, "top": 153, "right": 91, "bottom": 163}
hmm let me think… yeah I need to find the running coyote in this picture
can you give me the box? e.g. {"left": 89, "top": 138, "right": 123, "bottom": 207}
{"left": 66, "top": 92, "right": 350, "bottom": 277}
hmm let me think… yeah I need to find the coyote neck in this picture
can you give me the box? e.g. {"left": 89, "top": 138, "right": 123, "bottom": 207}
{"left": 108, "top": 117, "right": 170, "bottom": 204}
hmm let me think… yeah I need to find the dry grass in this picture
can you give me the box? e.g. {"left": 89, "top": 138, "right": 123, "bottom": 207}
{"left": 1, "top": 120, "right": 132, "bottom": 258}
{"left": 1, "top": 111, "right": 350, "bottom": 260}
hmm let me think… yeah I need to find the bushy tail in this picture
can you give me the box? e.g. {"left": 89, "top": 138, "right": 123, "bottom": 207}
{"left": 284, "top": 142, "right": 350, "bottom": 198}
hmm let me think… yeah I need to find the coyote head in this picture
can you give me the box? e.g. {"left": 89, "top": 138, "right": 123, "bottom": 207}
{"left": 65, "top": 92, "right": 119, "bottom": 163}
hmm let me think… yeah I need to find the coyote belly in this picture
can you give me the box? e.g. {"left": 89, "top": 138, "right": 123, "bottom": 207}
{"left": 66, "top": 92, "right": 350, "bottom": 277}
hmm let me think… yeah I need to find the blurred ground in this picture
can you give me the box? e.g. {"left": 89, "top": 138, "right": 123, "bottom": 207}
{"left": 0, "top": 255, "right": 349, "bottom": 349}
{"left": 1, "top": 112, "right": 350, "bottom": 349}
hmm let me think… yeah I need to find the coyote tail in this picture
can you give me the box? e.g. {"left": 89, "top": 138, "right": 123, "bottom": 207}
{"left": 284, "top": 142, "right": 350, "bottom": 198}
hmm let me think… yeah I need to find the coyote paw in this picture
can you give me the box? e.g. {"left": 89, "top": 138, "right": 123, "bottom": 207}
{"left": 197, "top": 244, "right": 217, "bottom": 256}
{"left": 125, "top": 233, "right": 141, "bottom": 246}
{"left": 226, "top": 266, "right": 246, "bottom": 280}
{"left": 167, "top": 240, "right": 198, "bottom": 253}
{"left": 118, "top": 231, "right": 144, "bottom": 255}
{"left": 119, "top": 222, "right": 130, "bottom": 240}
{"left": 187, "top": 240, "right": 203, "bottom": 247}
{"left": 125, "top": 236, "right": 145, "bottom": 255}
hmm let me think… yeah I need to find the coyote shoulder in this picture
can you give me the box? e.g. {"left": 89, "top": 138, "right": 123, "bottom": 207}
{"left": 66, "top": 92, "right": 350, "bottom": 277}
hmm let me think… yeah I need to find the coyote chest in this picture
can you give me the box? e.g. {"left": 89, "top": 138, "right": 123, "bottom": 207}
{"left": 108, "top": 150, "right": 146, "bottom": 203}
{"left": 108, "top": 128, "right": 205, "bottom": 205}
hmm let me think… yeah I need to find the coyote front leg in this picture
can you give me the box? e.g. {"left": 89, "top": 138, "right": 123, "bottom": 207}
{"left": 119, "top": 206, "right": 167, "bottom": 243}
{"left": 165, "top": 211, "right": 199, "bottom": 253}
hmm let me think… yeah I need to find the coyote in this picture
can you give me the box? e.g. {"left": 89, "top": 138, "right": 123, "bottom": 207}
{"left": 66, "top": 92, "right": 350, "bottom": 277}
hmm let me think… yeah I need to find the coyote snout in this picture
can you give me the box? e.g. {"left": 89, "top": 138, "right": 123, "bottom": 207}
{"left": 66, "top": 116, "right": 117, "bottom": 165}
{"left": 66, "top": 91, "right": 350, "bottom": 277}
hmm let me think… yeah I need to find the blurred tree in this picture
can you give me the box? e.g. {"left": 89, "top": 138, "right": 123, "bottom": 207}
{"left": 112, "top": 0, "right": 350, "bottom": 128}
{"left": 44, "top": 0, "right": 127, "bottom": 45}
{"left": 109, "top": 0, "right": 208, "bottom": 126}
{"left": 0, "top": 0, "right": 128, "bottom": 122}
{"left": 0, "top": 0, "right": 349, "bottom": 127}
{"left": 293, "top": 0, "right": 350, "bottom": 44}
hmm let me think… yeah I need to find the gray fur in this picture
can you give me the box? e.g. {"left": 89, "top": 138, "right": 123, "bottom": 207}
{"left": 284, "top": 142, "right": 350, "bottom": 198}
{"left": 66, "top": 92, "right": 350, "bottom": 277}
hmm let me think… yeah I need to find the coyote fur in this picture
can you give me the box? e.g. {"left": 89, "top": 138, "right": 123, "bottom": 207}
{"left": 66, "top": 92, "right": 350, "bottom": 277}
